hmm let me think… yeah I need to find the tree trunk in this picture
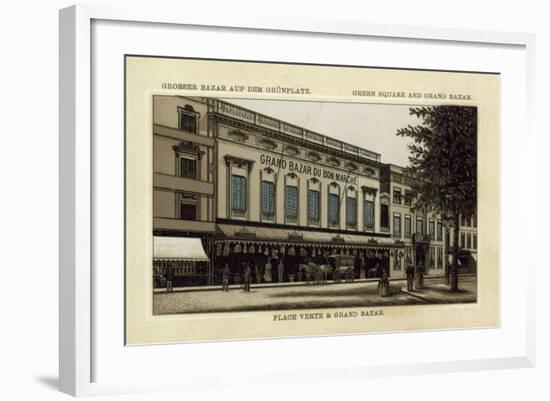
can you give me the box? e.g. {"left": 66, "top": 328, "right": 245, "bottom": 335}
{"left": 450, "top": 213, "right": 460, "bottom": 292}
{"left": 444, "top": 229, "right": 450, "bottom": 285}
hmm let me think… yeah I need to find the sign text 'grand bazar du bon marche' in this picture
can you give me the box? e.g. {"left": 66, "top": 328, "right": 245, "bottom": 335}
{"left": 259, "top": 154, "right": 358, "bottom": 185}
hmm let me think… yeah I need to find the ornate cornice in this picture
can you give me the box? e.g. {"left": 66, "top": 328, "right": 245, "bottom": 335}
{"left": 284, "top": 145, "right": 300, "bottom": 156}
{"left": 326, "top": 156, "right": 340, "bottom": 167}
{"left": 361, "top": 185, "right": 378, "bottom": 196}
{"left": 286, "top": 172, "right": 298, "bottom": 179}
{"left": 258, "top": 137, "right": 277, "bottom": 150}
{"left": 210, "top": 113, "right": 381, "bottom": 168}
{"left": 228, "top": 129, "right": 249, "bottom": 143}
{"left": 224, "top": 155, "right": 255, "bottom": 171}
{"left": 306, "top": 151, "right": 321, "bottom": 162}
{"left": 172, "top": 141, "right": 205, "bottom": 160}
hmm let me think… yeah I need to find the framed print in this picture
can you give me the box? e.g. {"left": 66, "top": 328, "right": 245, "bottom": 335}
{"left": 125, "top": 57, "right": 497, "bottom": 345}
{"left": 59, "top": 4, "right": 536, "bottom": 397}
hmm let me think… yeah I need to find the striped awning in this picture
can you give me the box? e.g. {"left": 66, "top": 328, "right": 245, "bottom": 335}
{"left": 153, "top": 236, "right": 209, "bottom": 261}
{"left": 215, "top": 224, "right": 398, "bottom": 248}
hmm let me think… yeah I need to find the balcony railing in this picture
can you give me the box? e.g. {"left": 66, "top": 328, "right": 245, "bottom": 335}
{"left": 308, "top": 217, "right": 320, "bottom": 225}
{"left": 413, "top": 233, "right": 430, "bottom": 243}
{"left": 211, "top": 99, "right": 381, "bottom": 162}
{"left": 231, "top": 209, "right": 247, "bottom": 218}
{"left": 286, "top": 215, "right": 298, "bottom": 224}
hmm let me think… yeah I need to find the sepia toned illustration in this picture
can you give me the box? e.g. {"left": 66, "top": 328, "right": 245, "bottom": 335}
{"left": 152, "top": 96, "right": 478, "bottom": 316}
{"left": 124, "top": 55, "right": 498, "bottom": 344}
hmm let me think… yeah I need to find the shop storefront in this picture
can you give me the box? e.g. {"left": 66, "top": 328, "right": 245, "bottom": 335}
{"left": 152, "top": 96, "right": 472, "bottom": 288}
{"left": 207, "top": 224, "right": 402, "bottom": 285}
{"left": 153, "top": 237, "right": 211, "bottom": 288}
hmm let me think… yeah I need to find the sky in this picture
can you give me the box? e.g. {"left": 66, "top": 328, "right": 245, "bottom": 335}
{"left": 222, "top": 98, "right": 423, "bottom": 167}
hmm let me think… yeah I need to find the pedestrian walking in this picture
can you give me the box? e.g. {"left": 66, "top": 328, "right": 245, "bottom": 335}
{"left": 243, "top": 263, "right": 252, "bottom": 292}
{"left": 264, "top": 258, "right": 272, "bottom": 282}
{"left": 222, "top": 263, "right": 230, "bottom": 292}
{"left": 277, "top": 260, "right": 285, "bottom": 283}
{"left": 406, "top": 264, "right": 414, "bottom": 291}
{"left": 360, "top": 258, "right": 366, "bottom": 280}
{"left": 255, "top": 262, "right": 262, "bottom": 284}
{"left": 378, "top": 269, "right": 390, "bottom": 297}
{"left": 415, "top": 264, "right": 425, "bottom": 290}
{"left": 165, "top": 263, "right": 173, "bottom": 293}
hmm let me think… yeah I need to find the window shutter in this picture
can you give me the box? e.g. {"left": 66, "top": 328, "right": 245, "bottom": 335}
{"left": 329, "top": 194, "right": 339, "bottom": 225}
{"left": 308, "top": 190, "right": 319, "bottom": 221}
{"left": 231, "top": 175, "right": 246, "bottom": 212}
{"left": 346, "top": 197, "right": 356, "bottom": 225}
{"left": 286, "top": 186, "right": 297, "bottom": 218}
{"left": 240, "top": 177, "right": 246, "bottom": 211}
{"left": 231, "top": 176, "right": 238, "bottom": 210}
{"left": 262, "top": 181, "right": 274, "bottom": 214}
{"left": 364, "top": 200, "right": 374, "bottom": 229}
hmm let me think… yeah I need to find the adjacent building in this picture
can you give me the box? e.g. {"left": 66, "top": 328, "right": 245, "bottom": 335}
{"left": 152, "top": 96, "right": 477, "bottom": 286}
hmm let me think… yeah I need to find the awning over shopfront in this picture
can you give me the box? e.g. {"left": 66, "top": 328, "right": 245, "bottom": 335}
{"left": 215, "top": 224, "right": 399, "bottom": 248}
{"left": 153, "top": 236, "right": 210, "bottom": 261}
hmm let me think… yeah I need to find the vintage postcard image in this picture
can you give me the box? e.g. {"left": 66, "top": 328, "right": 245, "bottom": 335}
{"left": 125, "top": 57, "right": 499, "bottom": 344}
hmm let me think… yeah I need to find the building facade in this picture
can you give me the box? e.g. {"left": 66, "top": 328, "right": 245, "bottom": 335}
{"left": 381, "top": 164, "right": 448, "bottom": 279}
{"left": 152, "top": 96, "right": 476, "bottom": 286}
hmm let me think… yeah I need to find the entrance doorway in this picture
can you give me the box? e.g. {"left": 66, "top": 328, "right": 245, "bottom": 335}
{"left": 415, "top": 246, "right": 426, "bottom": 268}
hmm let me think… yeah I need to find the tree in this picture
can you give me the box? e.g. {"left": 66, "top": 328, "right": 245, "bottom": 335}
{"left": 397, "top": 106, "right": 477, "bottom": 291}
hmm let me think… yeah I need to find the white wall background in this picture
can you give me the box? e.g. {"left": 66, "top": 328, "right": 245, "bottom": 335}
{"left": 0, "top": 0, "right": 548, "bottom": 400}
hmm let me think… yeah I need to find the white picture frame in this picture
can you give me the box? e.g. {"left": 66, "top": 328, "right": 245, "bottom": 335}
{"left": 59, "top": 4, "right": 536, "bottom": 397}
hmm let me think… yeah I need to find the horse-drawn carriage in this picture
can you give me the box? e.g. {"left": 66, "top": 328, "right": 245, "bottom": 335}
{"left": 299, "top": 254, "right": 355, "bottom": 285}
{"left": 328, "top": 254, "right": 355, "bottom": 283}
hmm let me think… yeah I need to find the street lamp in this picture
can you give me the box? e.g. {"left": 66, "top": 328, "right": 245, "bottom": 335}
{"left": 441, "top": 215, "right": 454, "bottom": 285}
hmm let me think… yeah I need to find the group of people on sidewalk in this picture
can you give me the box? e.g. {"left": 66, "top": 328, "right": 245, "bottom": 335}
{"left": 222, "top": 261, "right": 286, "bottom": 292}
{"left": 220, "top": 261, "right": 427, "bottom": 295}
{"left": 405, "top": 264, "right": 425, "bottom": 291}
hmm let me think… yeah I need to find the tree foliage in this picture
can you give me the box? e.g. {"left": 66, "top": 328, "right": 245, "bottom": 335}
{"left": 397, "top": 106, "right": 477, "bottom": 220}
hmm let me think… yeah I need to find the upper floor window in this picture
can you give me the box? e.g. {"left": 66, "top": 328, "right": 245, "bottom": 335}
{"left": 467, "top": 232, "right": 472, "bottom": 249}
{"left": 346, "top": 197, "right": 357, "bottom": 228}
{"left": 380, "top": 204, "right": 389, "bottom": 230}
{"left": 285, "top": 186, "right": 298, "bottom": 221}
{"left": 404, "top": 214, "right": 412, "bottom": 238}
{"left": 328, "top": 194, "right": 340, "bottom": 227}
{"left": 178, "top": 106, "right": 198, "bottom": 133}
{"left": 179, "top": 157, "right": 197, "bottom": 179}
{"left": 393, "top": 213, "right": 401, "bottom": 238}
{"left": 437, "top": 221, "right": 443, "bottom": 241}
{"left": 473, "top": 234, "right": 477, "bottom": 250}
{"left": 404, "top": 191, "right": 413, "bottom": 206}
{"left": 261, "top": 181, "right": 275, "bottom": 218}
{"left": 308, "top": 190, "right": 320, "bottom": 224}
{"left": 416, "top": 217, "right": 423, "bottom": 235}
{"left": 393, "top": 187, "right": 402, "bottom": 204}
{"left": 364, "top": 200, "right": 375, "bottom": 231}
{"left": 231, "top": 175, "right": 247, "bottom": 215}
{"left": 473, "top": 214, "right": 477, "bottom": 228}
{"left": 179, "top": 192, "right": 198, "bottom": 220}
{"left": 429, "top": 220, "right": 435, "bottom": 240}
{"left": 460, "top": 232, "right": 466, "bottom": 248}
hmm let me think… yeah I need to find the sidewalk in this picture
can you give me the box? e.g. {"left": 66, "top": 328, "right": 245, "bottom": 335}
{"left": 153, "top": 274, "right": 470, "bottom": 294}
{"left": 399, "top": 276, "right": 477, "bottom": 304}
{"left": 153, "top": 275, "right": 477, "bottom": 314}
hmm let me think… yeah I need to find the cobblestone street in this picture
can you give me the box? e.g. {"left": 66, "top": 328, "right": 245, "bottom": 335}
{"left": 153, "top": 275, "right": 477, "bottom": 315}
